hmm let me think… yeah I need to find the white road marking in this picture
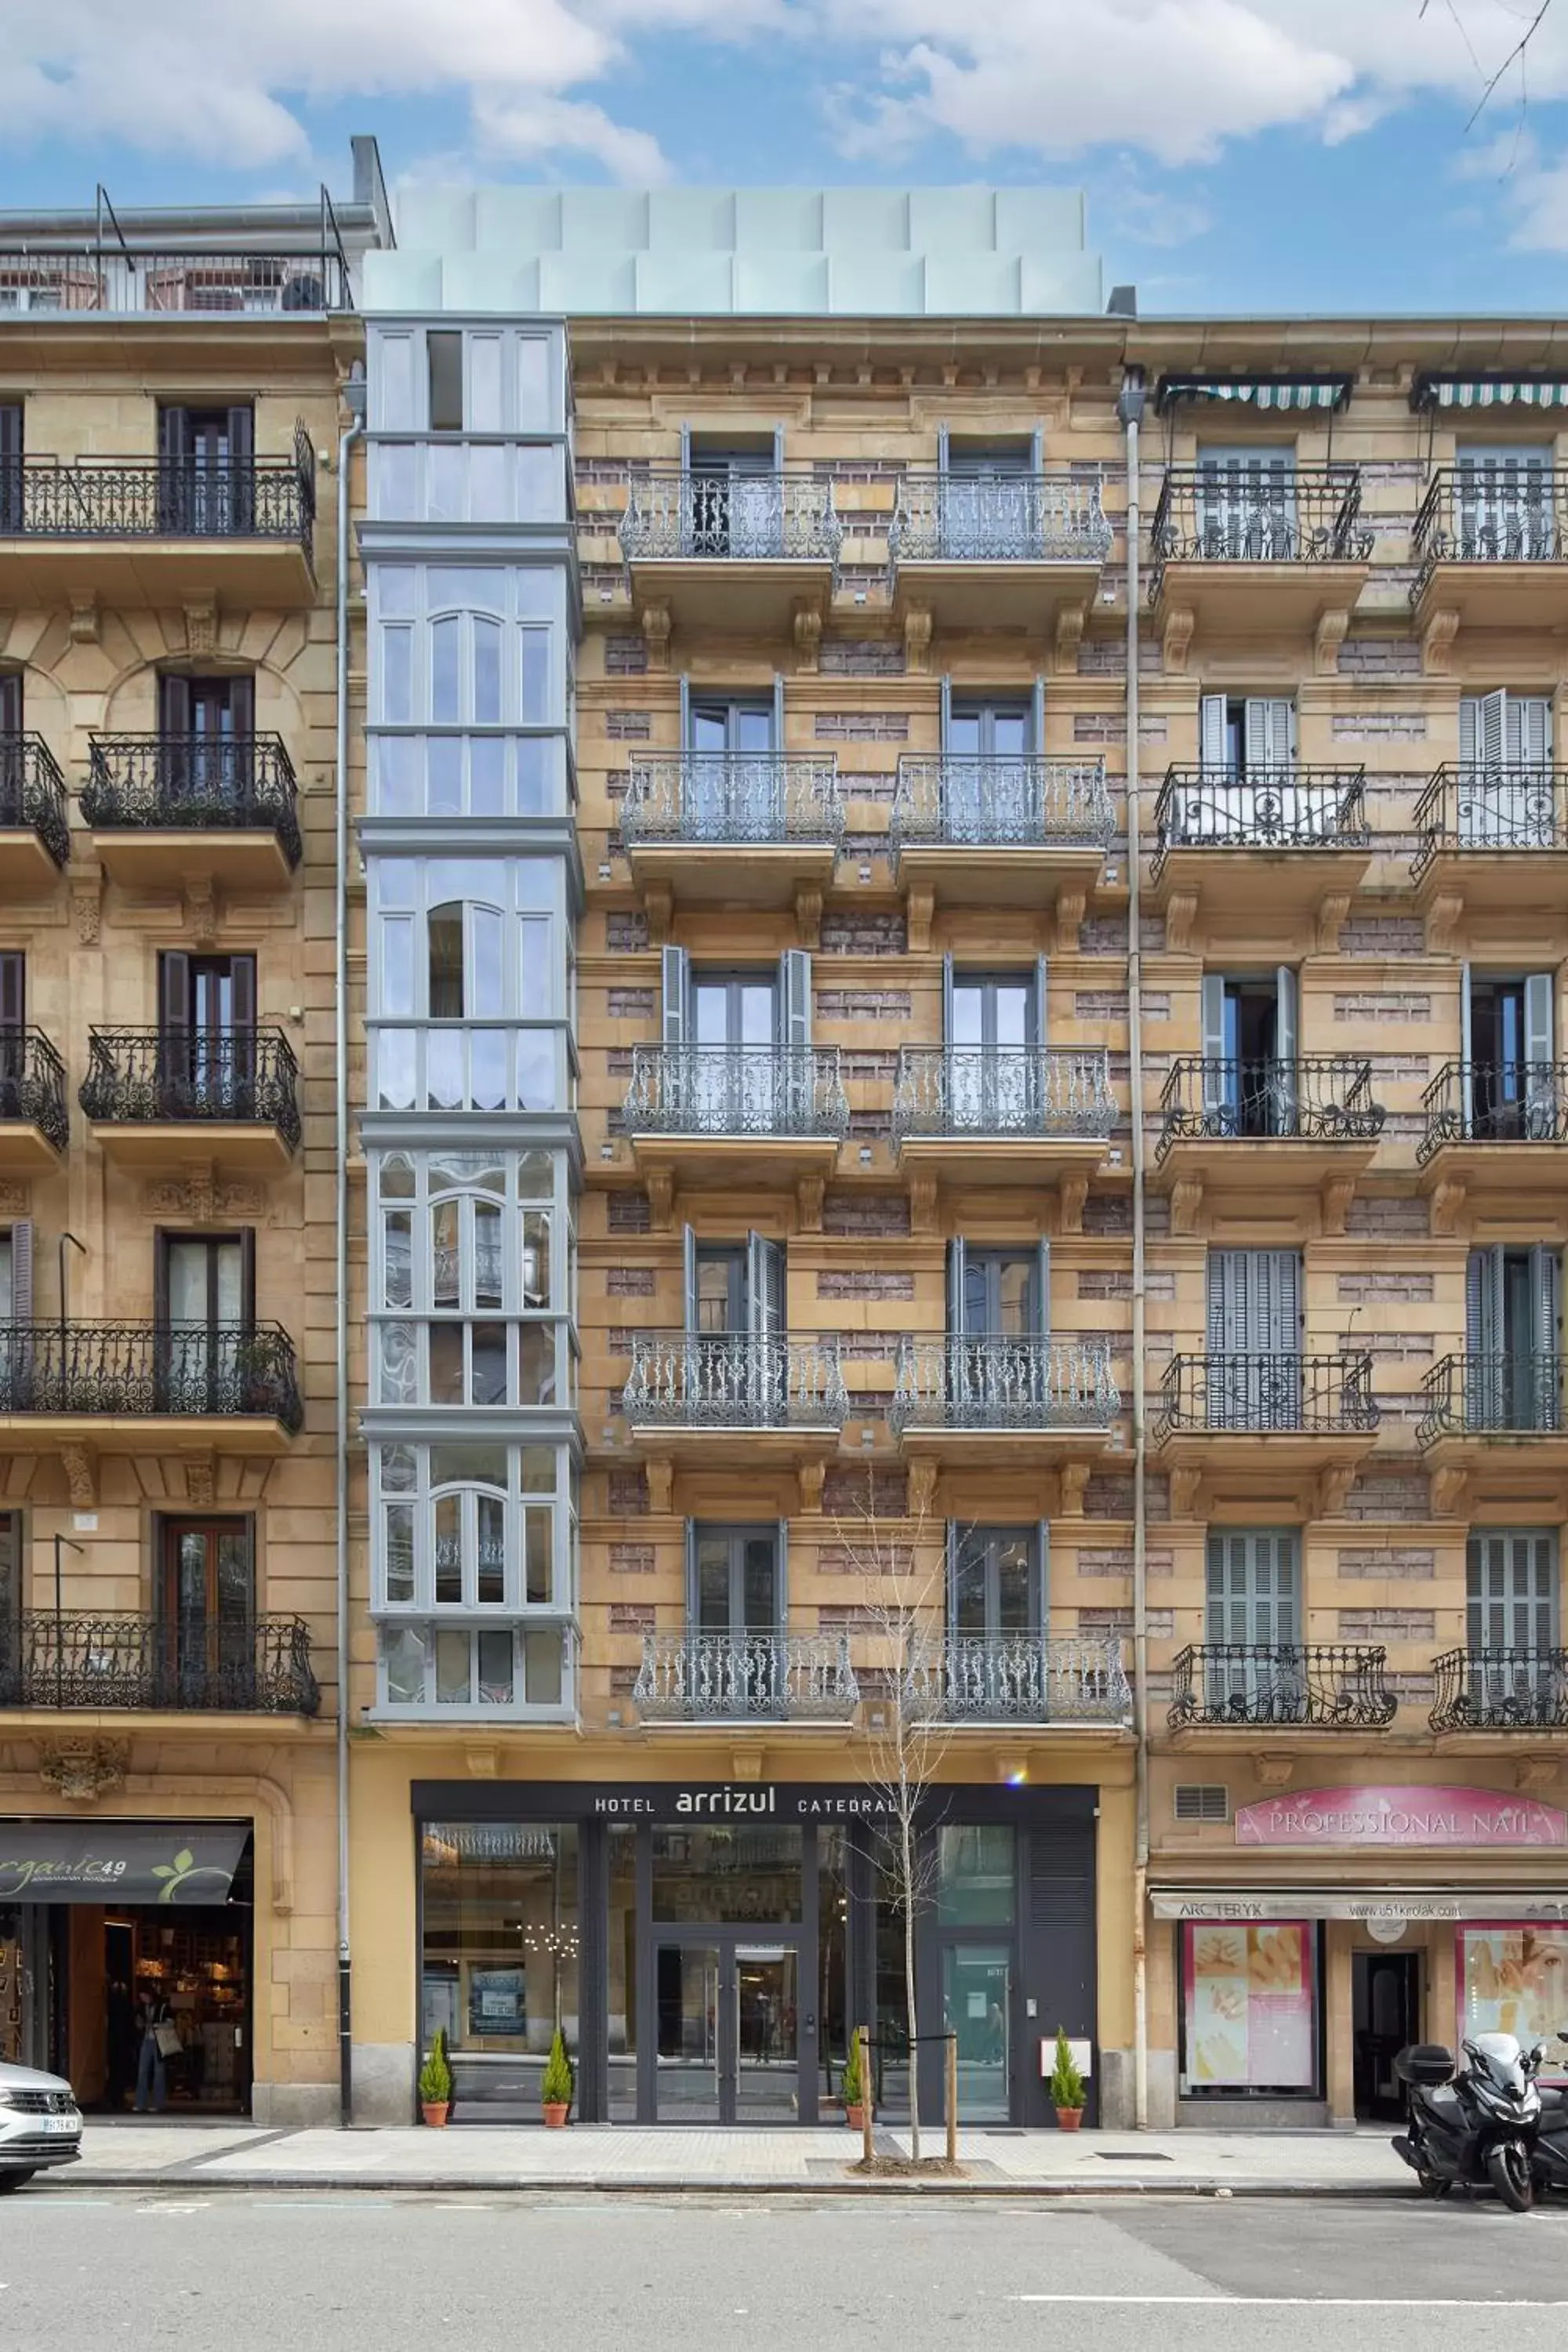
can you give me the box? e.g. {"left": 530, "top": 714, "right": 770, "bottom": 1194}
{"left": 1009, "top": 2296, "right": 1568, "bottom": 2309}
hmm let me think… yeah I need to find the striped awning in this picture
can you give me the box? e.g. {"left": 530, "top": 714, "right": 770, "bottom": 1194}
{"left": 1413, "top": 374, "right": 1568, "bottom": 412}
{"left": 1156, "top": 373, "right": 1353, "bottom": 416}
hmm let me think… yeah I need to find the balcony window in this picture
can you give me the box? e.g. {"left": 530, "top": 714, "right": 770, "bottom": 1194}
{"left": 689, "top": 1523, "right": 784, "bottom": 1639}
{"left": 371, "top": 858, "right": 565, "bottom": 1115}
{"left": 372, "top": 1439, "right": 573, "bottom": 1616}
{"left": 1465, "top": 1247, "right": 1562, "bottom": 1431}
{"left": 1195, "top": 444, "right": 1296, "bottom": 558}
{"left": 950, "top": 1525, "right": 1044, "bottom": 1639}
{"left": 1205, "top": 1247, "right": 1302, "bottom": 1425}
{"left": 157, "top": 404, "right": 255, "bottom": 535}
{"left": 1464, "top": 969, "right": 1558, "bottom": 1140}
{"left": 370, "top": 565, "right": 563, "bottom": 728}
{"left": 634, "top": 946, "right": 826, "bottom": 1138}
{"left": 686, "top": 437, "right": 783, "bottom": 558}
{"left": 945, "top": 961, "right": 1044, "bottom": 1128}
{"left": 1198, "top": 968, "right": 1298, "bottom": 1138}
{"left": 159, "top": 1516, "right": 254, "bottom": 1692}
{"left": 1468, "top": 1529, "right": 1559, "bottom": 1653}
{"left": 1455, "top": 445, "right": 1554, "bottom": 559}
{"left": 1457, "top": 692, "right": 1555, "bottom": 847}
{"left": 0, "top": 405, "right": 18, "bottom": 533}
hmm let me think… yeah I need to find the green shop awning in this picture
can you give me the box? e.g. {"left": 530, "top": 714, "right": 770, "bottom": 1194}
{"left": 1156, "top": 373, "right": 1354, "bottom": 416}
{"left": 1413, "top": 374, "right": 1568, "bottom": 412}
{"left": 0, "top": 1820, "right": 250, "bottom": 1904}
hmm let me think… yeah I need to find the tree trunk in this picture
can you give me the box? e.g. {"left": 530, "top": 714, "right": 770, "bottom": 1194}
{"left": 902, "top": 1808, "right": 920, "bottom": 2161}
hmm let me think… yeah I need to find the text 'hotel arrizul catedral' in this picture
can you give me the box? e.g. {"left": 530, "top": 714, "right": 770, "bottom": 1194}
{"left": 5, "top": 150, "right": 1568, "bottom": 2133}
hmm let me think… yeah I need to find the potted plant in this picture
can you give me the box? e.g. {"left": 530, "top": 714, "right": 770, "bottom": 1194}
{"left": 1049, "top": 2028, "right": 1086, "bottom": 2131}
{"left": 841, "top": 2032, "right": 868, "bottom": 2131}
{"left": 419, "top": 2030, "right": 453, "bottom": 2129}
{"left": 541, "top": 2027, "right": 573, "bottom": 2128}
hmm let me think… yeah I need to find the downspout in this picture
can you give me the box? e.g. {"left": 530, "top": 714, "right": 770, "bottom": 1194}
{"left": 335, "top": 363, "right": 367, "bottom": 2125}
{"left": 1117, "top": 364, "right": 1150, "bottom": 2130}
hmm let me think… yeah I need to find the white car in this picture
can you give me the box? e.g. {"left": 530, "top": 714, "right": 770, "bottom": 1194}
{"left": 0, "top": 2059, "right": 82, "bottom": 2190}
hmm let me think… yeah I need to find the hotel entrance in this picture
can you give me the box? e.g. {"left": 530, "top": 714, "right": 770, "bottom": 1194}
{"left": 654, "top": 1936, "right": 801, "bottom": 2122}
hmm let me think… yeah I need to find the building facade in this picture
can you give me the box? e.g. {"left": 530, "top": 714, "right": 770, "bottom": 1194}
{"left": 0, "top": 162, "right": 384, "bottom": 2125}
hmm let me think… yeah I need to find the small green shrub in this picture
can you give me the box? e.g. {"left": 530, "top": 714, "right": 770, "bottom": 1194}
{"left": 1048, "top": 2028, "right": 1084, "bottom": 2111}
{"left": 541, "top": 2027, "right": 574, "bottom": 2108}
{"left": 841, "top": 2033, "right": 864, "bottom": 2108}
{"left": 419, "top": 2034, "right": 452, "bottom": 2106}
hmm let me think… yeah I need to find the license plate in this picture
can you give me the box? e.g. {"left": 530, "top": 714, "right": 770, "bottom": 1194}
{"left": 42, "top": 2114, "right": 78, "bottom": 2136}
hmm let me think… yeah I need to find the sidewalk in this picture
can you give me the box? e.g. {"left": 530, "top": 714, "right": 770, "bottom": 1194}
{"left": 45, "top": 2119, "right": 1414, "bottom": 2196}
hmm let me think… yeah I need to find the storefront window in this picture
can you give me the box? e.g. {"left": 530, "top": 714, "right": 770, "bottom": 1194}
{"left": 819, "top": 1828, "right": 848, "bottom": 2101}
{"left": 420, "top": 1821, "right": 579, "bottom": 2107}
{"left": 1461, "top": 1926, "right": 1568, "bottom": 2079}
{"left": 1181, "top": 1921, "right": 1319, "bottom": 2096}
{"left": 938, "top": 1825, "right": 1015, "bottom": 1926}
{"left": 651, "top": 1827, "right": 802, "bottom": 1924}
{"left": 607, "top": 1825, "right": 638, "bottom": 2121}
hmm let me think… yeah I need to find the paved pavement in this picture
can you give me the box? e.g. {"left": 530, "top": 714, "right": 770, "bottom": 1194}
{"left": 9, "top": 2193, "right": 1568, "bottom": 2350}
{"left": 35, "top": 2117, "right": 1417, "bottom": 2194}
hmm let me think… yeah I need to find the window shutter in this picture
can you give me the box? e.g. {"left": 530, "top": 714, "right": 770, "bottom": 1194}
{"left": 1478, "top": 689, "right": 1506, "bottom": 775}
{"left": 772, "top": 673, "right": 785, "bottom": 754}
{"left": 1035, "top": 1520, "right": 1050, "bottom": 1634}
{"left": 679, "top": 423, "right": 692, "bottom": 474}
{"left": 226, "top": 405, "right": 254, "bottom": 463}
{"left": 1466, "top": 1248, "right": 1502, "bottom": 1359}
{"left": 660, "top": 944, "right": 689, "bottom": 1047}
{"left": 942, "top": 953, "right": 955, "bottom": 1044}
{"left": 9, "top": 1218, "right": 31, "bottom": 1324}
{"left": 228, "top": 674, "right": 255, "bottom": 738}
{"left": 1029, "top": 424, "right": 1044, "bottom": 475}
{"left": 159, "top": 673, "right": 191, "bottom": 738}
{"left": 682, "top": 1224, "right": 698, "bottom": 1336}
{"left": 1274, "top": 966, "right": 1298, "bottom": 1062}
{"left": 780, "top": 949, "right": 812, "bottom": 1050}
{"left": 937, "top": 423, "right": 950, "bottom": 477}
{"left": 0, "top": 405, "right": 21, "bottom": 463}
{"left": 683, "top": 1519, "right": 699, "bottom": 1625}
{"left": 1530, "top": 1244, "right": 1561, "bottom": 1365}
{"left": 158, "top": 405, "right": 188, "bottom": 463}
{"left": 160, "top": 949, "right": 191, "bottom": 1034}
{"left": 0, "top": 955, "right": 24, "bottom": 1029}
{"left": 747, "top": 1232, "right": 783, "bottom": 1344}
{"left": 1036, "top": 1237, "right": 1051, "bottom": 1339}
{"left": 678, "top": 673, "right": 691, "bottom": 750}
{"left": 1517, "top": 695, "right": 1552, "bottom": 770}
{"left": 946, "top": 1237, "right": 967, "bottom": 1338}
{"left": 1201, "top": 972, "right": 1227, "bottom": 1116}
{"left": 1199, "top": 694, "right": 1228, "bottom": 781}
{"left": 939, "top": 673, "right": 953, "bottom": 751}
{"left": 1245, "top": 697, "right": 1293, "bottom": 773}
{"left": 1460, "top": 960, "right": 1473, "bottom": 1080}
{"left": 1459, "top": 696, "right": 1478, "bottom": 772}
{"left": 238, "top": 1225, "right": 257, "bottom": 1325}
{"left": 1033, "top": 953, "right": 1048, "bottom": 1047}
{"left": 0, "top": 673, "right": 18, "bottom": 735}
{"left": 1526, "top": 971, "right": 1555, "bottom": 1068}
{"left": 230, "top": 956, "right": 256, "bottom": 1033}
{"left": 775, "top": 1519, "right": 789, "bottom": 1627}
{"left": 1206, "top": 1250, "right": 1235, "bottom": 1354}
{"left": 1030, "top": 674, "right": 1045, "bottom": 756}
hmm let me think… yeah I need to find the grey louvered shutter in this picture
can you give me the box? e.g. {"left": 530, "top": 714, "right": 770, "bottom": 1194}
{"left": 9, "top": 1218, "right": 31, "bottom": 1323}
{"left": 1030, "top": 675, "right": 1045, "bottom": 756}
{"left": 1201, "top": 973, "right": 1228, "bottom": 1121}
{"left": 1531, "top": 1246, "right": 1562, "bottom": 1431}
{"left": 1035, "top": 1238, "right": 1051, "bottom": 1339}
{"left": 1035, "top": 1520, "right": 1050, "bottom": 1633}
{"left": 1466, "top": 1247, "right": 1504, "bottom": 1432}
{"left": 1526, "top": 972, "right": 1555, "bottom": 1136}
{"left": 661, "top": 944, "right": 689, "bottom": 1046}
{"left": 946, "top": 1237, "right": 967, "bottom": 1338}
{"left": 772, "top": 673, "right": 785, "bottom": 754}
{"left": 780, "top": 949, "right": 811, "bottom": 1049}
{"left": 682, "top": 1223, "right": 699, "bottom": 1336}
{"left": 678, "top": 672, "right": 691, "bottom": 750}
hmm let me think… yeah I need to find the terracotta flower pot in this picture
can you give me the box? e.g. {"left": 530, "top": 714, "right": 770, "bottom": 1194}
{"left": 543, "top": 2102, "right": 570, "bottom": 2129}
{"left": 421, "top": 2101, "right": 450, "bottom": 2129}
{"left": 1055, "top": 2107, "right": 1085, "bottom": 2132}
{"left": 845, "top": 2103, "right": 866, "bottom": 2130}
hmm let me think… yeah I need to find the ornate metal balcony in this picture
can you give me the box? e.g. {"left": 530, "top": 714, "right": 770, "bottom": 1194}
{"left": 623, "top": 1047, "right": 848, "bottom": 1141}
{"left": 893, "top": 1048, "right": 1113, "bottom": 1144}
{"left": 1169, "top": 1644, "right": 1396, "bottom": 1731}
{"left": 906, "top": 1635, "right": 1131, "bottom": 1725}
{"left": 1418, "top": 1354, "right": 1564, "bottom": 1447}
{"left": 1152, "top": 768, "right": 1368, "bottom": 875}
{"left": 1156, "top": 1353, "right": 1379, "bottom": 1439}
{"left": 0, "top": 1029, "right": 68, "bottom": 1154}
{"left": 1430, "top": 1647, "right": 1568, "bottom": 1734}
{"left": 83, "top": 735, "right": 302, "bottom": 867}
{"left": 0, "top": 1323, "right": 303, "bottom": 1430}
{"left": 620, "top": 755, "right": 842, "bottom": 850}
{"left": 623, "top": 1334, "right": 847, "bottom": 1430}
{"left": 634, "top": 1632, "right": 858, "bottom": 1723}
{"left": 1151, "top": 465, "right": 1371, "bottom": 599}
{"left": 891, "top": 756, "right": 1113, "bottom": 857}
{"left": 0, "top": 735, "right": 71, "bottom": 869}
{"left": 889, "top": 473, "right": 1112, "bottom": 566}
{"left": 1412, "top": 765, "right": 1568, "bottom": 879}
{"left": 1419, "top": 1060, "right": 1568, "bottom": 1163}
{"left": 1412, "top": 468, "right": 1568, "bottom": 601}
{"left": 0, "top": 1611, "right": 318, "bottom": 1715}
{"left": 80, "top": 1029, "right": 300, "bottom": 1149}
{"left": 891, "top": 1337, "right": 1119, "bottom": 1436}
{"left": 1, "top": 430, "right": 315, "bottom": 551}
{"left": 1156, "top": 1058, "right": 1383, "bottom": 1160}
{"left": 619, "top": 471, "right": 841, "bottom": 566}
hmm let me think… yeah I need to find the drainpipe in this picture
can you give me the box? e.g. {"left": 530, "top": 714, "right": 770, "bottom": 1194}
{"left": 1117, "top": 364, "right": 1150, "bottom": 2130}
{"left": 335, "top": 362, "right": 367, "bottom": 2125}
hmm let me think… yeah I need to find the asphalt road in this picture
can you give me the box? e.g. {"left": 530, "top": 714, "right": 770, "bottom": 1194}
{"left": 9, "top": 2191, "right": 1568, "bottom": 2350}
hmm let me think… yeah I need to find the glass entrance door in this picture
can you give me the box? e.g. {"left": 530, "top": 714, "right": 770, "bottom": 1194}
{"left": 654, "top": 1936, "right": 802, "bottom": 2122}
{"left": 944, "top": 1944, "right": 1012, "bottom": 2123}
{"left": 655, "top": 1942, "right": 720, "bottom": 2122}
{"left": 733, "top": 1946, "right": 798, "bottom": 2122}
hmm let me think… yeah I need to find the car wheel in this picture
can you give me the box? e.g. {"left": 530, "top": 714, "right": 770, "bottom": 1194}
{"left": 0, "top": 2172, "right": 37, "bottom": 2194}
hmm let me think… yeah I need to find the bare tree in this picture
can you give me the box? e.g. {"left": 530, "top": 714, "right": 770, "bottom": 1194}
{"left": 1422, "top": 0, "right": 1556, "bottom": 129}
{"left": 831, "top": 1473, "right": 956, "bottom": 2163}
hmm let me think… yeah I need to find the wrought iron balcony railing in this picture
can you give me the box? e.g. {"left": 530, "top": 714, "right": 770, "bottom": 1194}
{"left": 1411, "top": 467, "right": 1568, "bottom": 600}
{"left": 1418, "top": 1059, "right": 1568, "bottom": 1162}
{"left": 1169, "top": 1643, "right": 1397, "bottom": 1730}
{"left": 889, "top": 473, "right": 1112, "bottom": 566}
{"left": 0, "top": 1029, "right": 68, "bottom": 1152}
{"left": 891, "top": 1336, "right": 1119, "bottom": 1436}
{"left": 83, "top": 734, "right": 302, "bottom": 866}
{"left": 1152, "top": 768, "right": 1368, "bottom": 875}
{"left": 1156, "top": 1353, "right": 1379, "bottom": 1439}
{"left": 0, "top": 243, "right": 351, "bottom": 316}
{"left": 1430, "top": 1647, "right": 1568, "bottom": 1734}
{"left": 619, "top": 470, "right": 842, "bottom": 566}
{"left": 0, "top": 735, "right": 71, "bottom": 869}
{"left": 0, "top": 1611, "right": 318, "bottom": 1714}
{"left": 623, "top": 1333, "right": 847, "bottom": 1429}
{"left": 620, "top": 755, "right": 843, "bottom": 851}
{"left": 1150, "top": 465, "right": 1371, "bottom": 597}
{"left": 623, "top": 1046, "right": 848, "bottom": 1141}
{"left": 905, "top": 1633, "right": 1131, "bottom": 1725}
{"left": 891, "top": 755, "right": 1113, "bottom": 856}
{"left": 80, "top": 1028, "right": 300, "bottom": 1148}
{"left": 0, "top": 1323, "right": 303, "bottom": 1429}
{"left": 634, "top": 1632, "right": 858, "bottom": 1722}
{"left": 1417, "top": 1353, "right": 1564, "bottom": 1447}
{"left": 0, "top": 427, "right": 315, "bottom": 554}
{"left": 1412, "top": 765, "right": 1568, "bottom": 877}
{"left": 893, "top": 1048, "right": 1114, "bottom": 1145}
{"left": 1156, "top": 1058, "right": 1383, "bottom": 1160}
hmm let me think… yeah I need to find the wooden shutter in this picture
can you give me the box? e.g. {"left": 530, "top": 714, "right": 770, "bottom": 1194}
{"left": 0, "top": 674, "right": 19, "bottom": 734}
{"left": 683, "top": 1519, "right": 699, "bottom": 1626}
{"left": 9, "top": 1218, "right": 31, "bottom": 1323}
{"left": 939, "top": 673, "right": 953, "bottom": 750}
{"left": 1033, "top": 953, "right": 1047, "bottom": 1048}
{"left": 1199, "top": 695, "right": 1228, "bottom": 782}
{"left": 1208, "top": 1248, "right": 1301, "bottom": 1355}
{"left": 1526, "top": 973, "right": 1555, "bottom": 1123}
{"left": 226, "top": 405, "right": 254, "bottom": 463}
{"left": 228, "top": 674, "right": 255, "bottom": 737}
{"left": 747, "top": 1232, "right": 784, "bottom": 1344}
{"left": 1244, "top": 697, "right": 1294, "bottom": 772}
{"left": 774, "top": 1519, "right": 789, "bottom": 1628}
{"left": 0, "top": 405, "right": 20, "bottom": 463}
{"left": 159, "top": 673, "right": 191, "bottom": 737}
{"left": 772, "top": 673, "right": 785, "bottom": 754}
{"left": 158, "top": 404, "right": 189, "bottom": 462}
{"left": 1035, "top": 1238, "right": 1051, "bottom": 1339}
{"left": 0, "top": 955, "right": 24, "bottom": 1029}
{"left": 1030, "top": 675, "right": 1045, "bottom": 756}
{"left": 780, "top": 949, "right": 811, "bottom": 1050}
{"left": 1201, "top": 971, "right": 1227, "bottom": 1117}
{"left": 1466, "top": 1248, "right": 1503, "bottom": 1359}
{"left": 660, "top": 944, "right": 689, "bottom": 1047}
{"left": 1530, "top": 1244, "right": 1562, "bottom": 1364}
{"left": 942, "top": 952, "right": 955, "bottom": 1044}
{"left": 238, "top": 1225, "right": 257, "bottom": 1324}
{"left": 230, "top": 955, "right": 257, "bottom": 1033}
{"left": 681, "top": 1224, "right": 699, "bottom": 1335}
{"left": 1034, "top": 1520, "right": 1050, "bottom": 1633}
{"left": 946, "top": 1238, "right": 967, "bottom": 1338}
{"left": 677, "top": 673, "right": 691, "bottom": 750}
{"left": 160, "top": 949, "right": 191, "bottom": 1033}
{"left": 937, "top": 423, "right": 950, "bottom": 477}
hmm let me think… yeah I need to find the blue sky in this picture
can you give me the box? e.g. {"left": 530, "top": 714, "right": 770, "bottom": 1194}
{"left": 5, "top": 1, "right": 1568, "bottom": 314}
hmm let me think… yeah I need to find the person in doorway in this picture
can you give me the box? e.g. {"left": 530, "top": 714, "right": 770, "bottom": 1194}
{"left": 105, "top": 1977, "right": 136, "bottom": 2111}
{"left": 133, "top": 1988, "right": 175, "bottom": 2114}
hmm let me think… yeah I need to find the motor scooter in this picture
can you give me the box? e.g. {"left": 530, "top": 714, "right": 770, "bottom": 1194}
{"left": 1526, "top": 2034, "right": 1568, "bottom": 2197}
{"left": 1392, "top": 2032, "right": 1544, "bottom": 2210}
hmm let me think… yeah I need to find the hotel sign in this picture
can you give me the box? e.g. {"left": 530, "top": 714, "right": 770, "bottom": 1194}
{"left": 590, "top": 1786, "right": 897, "bottom": 1819}
{"left": 1234, "top": 1785, "right": 1568, "bottom": 1849}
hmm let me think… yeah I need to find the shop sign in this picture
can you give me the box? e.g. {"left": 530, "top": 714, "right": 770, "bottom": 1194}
{"left": 589, "top": 1786, "right": 898, "bottom": 1820}
{"left": 1234, "top": 1785, "right": 1567, "bottom": 1850}
{"left": 0, "top": 1820, "right": 251, "bottom": 1904}
{"left": 1152, "top": 1891, "right": 1568, "bottom": 1922}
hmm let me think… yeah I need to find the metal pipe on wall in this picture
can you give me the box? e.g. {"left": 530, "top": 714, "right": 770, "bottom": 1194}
{"left": 1117, "top": 362, "right": 1151, "bottom": 2130}
{"left": 334, "top": 365, "right": 366, "bottom": 2125}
